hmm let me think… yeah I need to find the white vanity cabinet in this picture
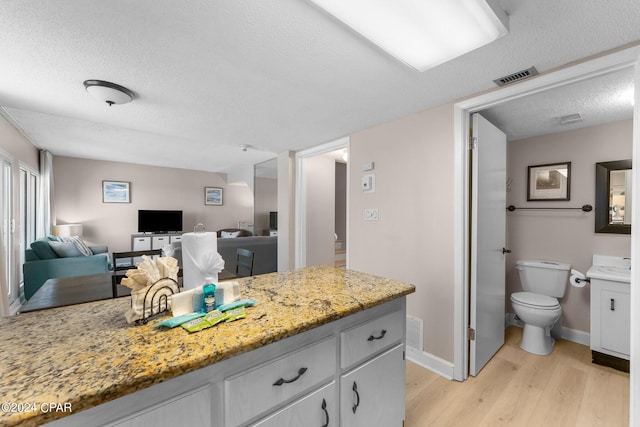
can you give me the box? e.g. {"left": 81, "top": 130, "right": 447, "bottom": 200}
{"left": 590, "top": 278, "right": 630, "bottom": 360}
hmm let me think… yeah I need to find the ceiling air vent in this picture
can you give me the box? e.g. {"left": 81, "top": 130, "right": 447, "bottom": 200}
{"left": 493, "top": 66, "right": 539, "bottom": 87}
{"left": 559, "top": 113, "right": 583, "bottom": 125}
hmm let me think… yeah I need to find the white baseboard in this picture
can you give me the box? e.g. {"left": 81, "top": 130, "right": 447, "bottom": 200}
{"left": 406, "top": 346, "right": 454, "bottom": 380}
{"left": 504, "top": 313, "right": 590, "bottom": 347}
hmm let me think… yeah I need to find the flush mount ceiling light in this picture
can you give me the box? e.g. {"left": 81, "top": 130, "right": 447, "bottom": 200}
{"left": 308, "top": 0, "right": 508, "bottom": 72}
{"left": 83, "top": 80, "right": 135, "bottom": 106}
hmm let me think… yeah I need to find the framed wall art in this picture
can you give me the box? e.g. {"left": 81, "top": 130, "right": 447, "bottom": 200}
{"left": 527, "top": 162, "right": 571, "bottom": 201}
{"left": 205, "top": 187, "right": 223, "bottom": 206}
{"left": 102, "top": 180, "right": 131, "bottom": 203}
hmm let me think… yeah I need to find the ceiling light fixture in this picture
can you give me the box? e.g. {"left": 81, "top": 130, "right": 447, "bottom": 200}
{"left": 308, "top": 0, "right": 508, "bottom": 72}
{"left": 239, "top": 144, "right": 248, "bottom": 151}
{"left": 83, "top": 80, "right": 135, "bottom": 106}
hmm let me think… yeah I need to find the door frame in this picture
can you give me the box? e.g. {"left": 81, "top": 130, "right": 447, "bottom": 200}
{"left": 294, "top": 136, "right": 350, "bottom": 268}
{"left": 453, "top": 45, "right": 640, "bottom": 384}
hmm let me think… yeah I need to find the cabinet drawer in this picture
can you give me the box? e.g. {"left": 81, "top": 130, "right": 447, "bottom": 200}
{"left": 170, "top": 235, "right": 182, "bottom": 243}
{"left": 152, "top": 236, "right": 170, "bottom": 249}
{"left": 250, "top": 381, "right": 335, "bottom": 427}
{"left": 225, "top": 338, "right": 336, "bottom": 426}
{"left": 132, "top": 237, "right": 151, "bottom": 251}
{"left": 109, "top": 386, "right": 211, "bottom": 427}
{"left": 341, "top": 310, "right": 404, "bottom": 369}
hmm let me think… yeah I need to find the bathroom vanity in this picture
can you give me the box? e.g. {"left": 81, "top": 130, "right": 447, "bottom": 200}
{"left": 0, "top": 266, "right": 414, "bottom": 426}
{"left": 587, "top": 256, "right": 631, "bottom": 371}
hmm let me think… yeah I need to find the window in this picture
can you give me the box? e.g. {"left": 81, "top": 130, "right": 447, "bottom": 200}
{"left": 1, "top": 156, "right": 13, "bottom": 303}
{"left": 18, "top": 165, "right": 38, "bottom": 298}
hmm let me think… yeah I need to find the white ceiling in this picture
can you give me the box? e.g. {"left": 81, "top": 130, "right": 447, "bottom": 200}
{"left": 481, "top": 66, "right": 635, "bottom": 141}
{"left": 1, "top": 1, "right": 639, "bottom": 173}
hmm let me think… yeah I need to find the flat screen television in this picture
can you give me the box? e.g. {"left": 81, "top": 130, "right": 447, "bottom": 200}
{"left": 138, "top": 210, "right": 183, "bottom": 233}
{"left": 269, "top": 211, "right": 277, "bottom": 229}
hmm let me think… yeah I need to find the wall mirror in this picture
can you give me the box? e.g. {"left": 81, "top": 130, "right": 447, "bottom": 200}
{"left": 595, "top": 159, "right": 632, "bottom": 234}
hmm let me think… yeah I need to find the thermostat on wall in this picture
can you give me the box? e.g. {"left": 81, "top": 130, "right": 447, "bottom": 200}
{"left": 362, "top": 173, "right": 375, "bottom": 192}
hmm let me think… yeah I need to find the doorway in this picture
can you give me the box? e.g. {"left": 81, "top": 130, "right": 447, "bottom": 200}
{"left": 453, "top": 46, "right": 640, "bottom": 389}
{"left": 295, "top": 137, "right": 349, "bottom": 268}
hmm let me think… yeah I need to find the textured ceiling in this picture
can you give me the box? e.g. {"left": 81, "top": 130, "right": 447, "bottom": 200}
{"left": 0, "top": 0, "right": 639, "bottom": 173}
{"left": 481, "top": 67, "right": 635, "bottom": 141}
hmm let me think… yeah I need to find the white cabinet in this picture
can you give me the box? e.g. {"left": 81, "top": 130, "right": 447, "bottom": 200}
{"left": 108, "top": 386, "right": 211, "bottom": 427}
{"left": 48, "top": 298, "right": 407, "bottom": 427}
{"left": 151, "top": 235, "right": 170, "bottom": 249}
{"left": 250, "top": 382, "right": 335, "bottom": 427}
{"left": 132, "top": 236, "right": 151, "bottom": 251}
{"left": 340, "top": 345, "right": 405, "bottom": 427}
{"left": 131, "top": 233, "right": 182, "bottom": 251}
{"left": 225, "top": 338, "right": 336, "bottom": 426}
{"left": 590, "top": 278, "right": 630, "bottom": 359}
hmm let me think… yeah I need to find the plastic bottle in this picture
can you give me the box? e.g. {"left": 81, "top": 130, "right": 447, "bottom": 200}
{"left": 203, "top": 284, "right": 216, "bottom": 313}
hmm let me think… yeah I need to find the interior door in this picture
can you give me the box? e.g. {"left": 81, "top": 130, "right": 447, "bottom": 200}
{"left": 469, "top": 113, "right": 507, "bottom": 376}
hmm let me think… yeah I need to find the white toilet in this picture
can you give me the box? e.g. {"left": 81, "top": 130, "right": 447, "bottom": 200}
{"left": 511, "top": 259, "right": 571, "bottom": 355}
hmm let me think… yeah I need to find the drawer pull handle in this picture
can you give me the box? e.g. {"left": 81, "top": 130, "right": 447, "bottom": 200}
{"left": 611, "top": 298, "right": 615, "bottom": 311}
{"left": 352, "top": 381, "right": 360, "bottom": 413}
{"left": 368, "top": 329, "right": 387, "bottom": 341}
{"left": 273, "top": 367, "right": 307, "bottom": 386}
{"left": 321, "top": 398, "right": 330, "bottom": 426}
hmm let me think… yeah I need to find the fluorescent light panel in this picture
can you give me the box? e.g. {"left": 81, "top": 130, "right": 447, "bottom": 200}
{"left": 309, "top": 0, "right": 508, "bottom": 72}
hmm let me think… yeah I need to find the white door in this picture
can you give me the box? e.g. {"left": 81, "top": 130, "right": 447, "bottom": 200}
{"left": 469, "top": 113, "right": 507, "bottom": 376}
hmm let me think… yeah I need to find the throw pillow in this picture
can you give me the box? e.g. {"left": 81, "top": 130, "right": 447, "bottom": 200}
{"left": 30, "top": 238, "right": 59, "bottom": 259}
{"left": 49, "top": 241, "right": 84, "bottom": 258}
{"left": 55, "top": 236, "right": 93, "bottom": 256}
{"left": 220, "top": 231, "right": 241, "bottom": 238}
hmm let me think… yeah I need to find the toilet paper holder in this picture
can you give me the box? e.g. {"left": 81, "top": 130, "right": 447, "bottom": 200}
{"left": 574, "top": 276, "right": 590, "bottom": 284}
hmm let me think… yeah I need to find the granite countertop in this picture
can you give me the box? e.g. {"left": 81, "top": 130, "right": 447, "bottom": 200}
{"left": 0, "top": 265, "right": 414, "bottom": 426}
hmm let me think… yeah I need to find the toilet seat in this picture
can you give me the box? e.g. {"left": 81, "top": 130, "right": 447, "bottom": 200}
{"left": 511, "top": 292, "right": 560, "bottom": 310}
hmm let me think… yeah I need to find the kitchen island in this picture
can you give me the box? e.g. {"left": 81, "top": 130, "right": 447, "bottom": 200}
{"left": 0, "top": 265, "right": 414, "bottom": 426}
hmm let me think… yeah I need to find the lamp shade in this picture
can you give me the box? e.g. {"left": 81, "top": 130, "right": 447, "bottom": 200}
{"left": 54, "top": 224, "right": 83, "bottom": 238}
{"left": 83, "top": 80, "right": 135, "bottom": 105}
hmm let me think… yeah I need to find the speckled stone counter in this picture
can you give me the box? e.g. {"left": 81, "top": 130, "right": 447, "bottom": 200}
{"left": 0, "top": 265, "right": 414, "bottom": 426}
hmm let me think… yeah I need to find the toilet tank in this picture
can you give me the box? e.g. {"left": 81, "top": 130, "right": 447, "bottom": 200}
{"left": 516, "top": 259, "right": 571, "bottom": 298}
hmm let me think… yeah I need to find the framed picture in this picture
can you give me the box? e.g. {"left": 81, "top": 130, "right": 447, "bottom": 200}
{"left": 205, "top": 187, "right": 223, "bottom": 205}
{"left": 527, "top": 162, "right": 571, "bottom": 201}
{"left": 102, "top": 180, "right": 131, "bottom": 203}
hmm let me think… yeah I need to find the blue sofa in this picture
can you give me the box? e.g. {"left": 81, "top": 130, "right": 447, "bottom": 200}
{"left": 23, "top": 237, "right": 111, "bottom": 300}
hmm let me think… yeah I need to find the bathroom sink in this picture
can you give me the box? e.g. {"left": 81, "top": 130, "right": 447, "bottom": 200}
{"left": 586, "top": 265, "right": 631, "bottom": 283}
{"left": 598, "top": 266, "right": 631, "bottom": 277}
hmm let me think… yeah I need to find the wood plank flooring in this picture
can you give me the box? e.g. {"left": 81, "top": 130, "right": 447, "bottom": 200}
{"left": 406, "top": 326, "right": 629, "bottom": 427}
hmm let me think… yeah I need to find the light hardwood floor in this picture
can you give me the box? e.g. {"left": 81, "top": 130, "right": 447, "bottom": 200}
{"left": 406, "top": 326, "right": 629, "bottom": 427}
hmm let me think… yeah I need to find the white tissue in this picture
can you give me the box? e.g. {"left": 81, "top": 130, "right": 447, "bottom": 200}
{"left": 570, "top": 269, "right": 587, "bottom": 288}
{"left": 171, "top": 289, "right": 196, "bottom": 317}
{"left": 181, "top": 231, "right": 225, "bottom": 290}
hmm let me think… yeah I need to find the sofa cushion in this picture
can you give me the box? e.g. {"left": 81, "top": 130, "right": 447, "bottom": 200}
{"left": 49, "top": 241, "right": 84, "bottom": 258}
{"left": 30, "top": 238, "right": 59, "bottom": 260}
{"left": 54, "top": 236, "right": 93, "bottom": 256}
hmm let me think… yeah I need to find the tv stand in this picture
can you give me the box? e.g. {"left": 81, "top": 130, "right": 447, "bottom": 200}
{"left": 131, "top": 232, "right": 183, "bottom": 251}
